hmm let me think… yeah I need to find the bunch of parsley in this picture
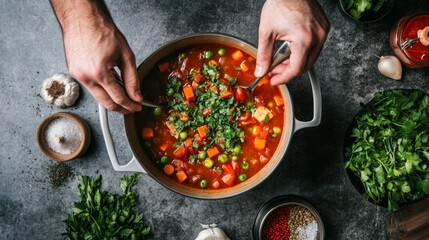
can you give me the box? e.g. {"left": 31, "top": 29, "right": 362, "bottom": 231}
{"left": 63, "top": 174, "right": 151, "bottom": 239}
{"left": 345, "top": 89, "right": 429, "bottom": 211}
{"left": 341, "top": 0, "right": 389, "bottom": 20}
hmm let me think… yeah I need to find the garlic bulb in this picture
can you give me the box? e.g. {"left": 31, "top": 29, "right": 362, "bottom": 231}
{"left": 41, "top": 73, "right": 80, "bottom": 108}
{"left": 377, "top": 55, "right": 402, "bottom": 80}
{"left": 195, "top": 223, "right": 230, "bottom": 240}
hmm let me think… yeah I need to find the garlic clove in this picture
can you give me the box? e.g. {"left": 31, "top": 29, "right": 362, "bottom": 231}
{"left": 377, "top": 55, "right": 402, "bottom": 80}
{"left": 195, "top": 223, "right": 230, "bottom": 240}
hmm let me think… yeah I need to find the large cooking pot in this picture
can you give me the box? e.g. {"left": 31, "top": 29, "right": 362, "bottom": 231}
{"left": 99, "top": 33, "right": 322, "bottom": 199}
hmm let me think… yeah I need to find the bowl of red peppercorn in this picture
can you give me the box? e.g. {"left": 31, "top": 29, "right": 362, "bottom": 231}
{"left": 253, "top": 195, "right": 325, "bottom": 240}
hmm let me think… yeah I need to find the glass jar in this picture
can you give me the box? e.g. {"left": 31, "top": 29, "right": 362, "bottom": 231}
{"left": 390, "top": 12, "right": 429, "bottom": 68}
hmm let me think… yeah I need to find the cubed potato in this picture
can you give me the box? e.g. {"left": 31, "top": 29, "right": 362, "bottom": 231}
{"left": 253, "top": 106, "right": 273, "bottom": 123}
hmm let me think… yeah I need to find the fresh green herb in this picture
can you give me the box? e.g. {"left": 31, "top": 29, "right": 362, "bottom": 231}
{"left": 166, "top": 64, "right": 250, "bottom": 153}
{"left": 345, "top": 89, "right": 429, "bottom": 211}
{"left": 341, "top": 0, "right": 389, "bottom": 20}
{"left": 63, "top": 174, "right": 151, "bottom": 239}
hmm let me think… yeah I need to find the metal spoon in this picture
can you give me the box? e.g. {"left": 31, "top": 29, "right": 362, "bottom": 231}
{"left": 240, "top": 41, "right": 291, "bottom": 101}
{"left": 113, "top": 70, "right": 165, "bottom": 108}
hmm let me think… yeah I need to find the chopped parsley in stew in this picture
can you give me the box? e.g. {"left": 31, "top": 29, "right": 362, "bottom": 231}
{"left": 139, "top": 44, "right": 285, "bottom": 189}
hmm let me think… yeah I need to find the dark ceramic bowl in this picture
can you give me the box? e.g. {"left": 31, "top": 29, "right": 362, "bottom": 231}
{"left": 253, "top": 195, "right": 325, "bottom": 240}
{"left": 339, "top": 0, "right": 394, "bottom": 24}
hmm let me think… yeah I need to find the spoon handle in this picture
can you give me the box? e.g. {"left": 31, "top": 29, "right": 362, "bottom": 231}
{"left": 269, "top": 41, "right": 291, "bottom": 72}
{"left": 248, "top": 41, "right": 291, "bottom": 91}
{"left": 113, "top": 69, "right": 165, "bottom": 108}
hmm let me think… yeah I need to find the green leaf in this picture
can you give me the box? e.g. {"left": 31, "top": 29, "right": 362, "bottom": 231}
{"left": 63, "top": 174, "right": 151, "bottom": 239}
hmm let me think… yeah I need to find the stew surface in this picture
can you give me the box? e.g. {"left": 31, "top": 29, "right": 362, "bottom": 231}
{"left": 139, "top": 44, "right": 285, "bottom": 189}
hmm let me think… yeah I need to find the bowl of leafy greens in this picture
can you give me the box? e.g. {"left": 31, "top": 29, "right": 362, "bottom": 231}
{"left": 339, "top": 0, "right": 394, "bottom": 23}
{"left": 344, "top": 89, "right": 429, "bottom": 211}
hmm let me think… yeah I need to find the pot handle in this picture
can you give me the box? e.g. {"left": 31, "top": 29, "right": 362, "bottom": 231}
{"left": 99, "top": 105, "right": 146, "bottom": 173}
{"left": 293, "top": 67, "right": 322, "bottom": 133}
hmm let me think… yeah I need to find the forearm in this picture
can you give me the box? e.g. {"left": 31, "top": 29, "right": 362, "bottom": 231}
{"left": 50, "top": 0, "right": 113, "bottom": 34}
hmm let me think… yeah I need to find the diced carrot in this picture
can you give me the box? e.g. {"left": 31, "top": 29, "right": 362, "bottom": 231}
{"left": 212, "top": 180, "right": 221, "bottom": 189}
{"left": 183, "top": 85, "right": 195, "bottom": 101}
{"left": 222, "top": 164, "right": 235, "bottom": 175}
{"left": 174, "top": 145, "right": 188, "bottom": 158}
{"left": 141, "top": 127, "right": 154, "bottom": 139}
{"left": 180, "top": 112, "right": 189, "bottom": 122}
{"left": 273, "top": 95, "right": 284, "bottom": 106}
{"left": 184, "top": 138, "right": 193, "bottom": 148}
{"left": 164, "top": 164, "right": 175, "bottom": 175}
{"left": 175, "top": 170, "right": 188, "bottom": 183}
{"left": 210, "top": 85, "right": 219, "bottom": 94}
{"left": 159, "top": 143, "right": 168, "bottom": 152}
{"left": 221, "top": 173, "right": 236, "bottom": 187}
{"left": 194, "top": 73, "right": 205, "bottom": 84}
{"left": 252, "top": 125, "right": 262, "bottom": 136}
{"left": 197, "top": 125, "right": 210, "bottom": 138}
{"left": 254, "top": 138, "right": 266, "bottom": 150}
{"left": 207, "top": 146, "right": 220, "bottom": 158}
{"left": 158, "top": 62, "right": 170, "bottom": 73}
{"left": 208, "top": 60, "right": 219, "bottom": 67}
{"left": 232, "top": 50, "right": 244, "bottom": 61}
{"left": 220, "top": 88, "right": 234, "bottom": 99}
{"left": 240, "top": 61, "right": 249, "bottom": 72}
{"left": 257, "top": 77, "right": 270, "bottom": 87}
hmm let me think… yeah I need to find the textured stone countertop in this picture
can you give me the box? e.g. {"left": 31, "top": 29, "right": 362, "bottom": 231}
{"left": 1, "top": 1, "right": 428, "bottom": 239}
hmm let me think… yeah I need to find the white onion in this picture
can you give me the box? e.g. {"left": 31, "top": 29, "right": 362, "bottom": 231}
{"left": 377, "top": 55, "right": 402, "bottom": 80}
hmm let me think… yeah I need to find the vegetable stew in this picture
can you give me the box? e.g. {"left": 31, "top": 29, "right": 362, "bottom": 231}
{"left": 138, "top": 44, "right": 285, "bottom": 189}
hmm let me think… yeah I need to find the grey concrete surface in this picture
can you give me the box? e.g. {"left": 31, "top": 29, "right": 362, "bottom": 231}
{"left": 1, "top": 0, "right": 429, "bottom": 239}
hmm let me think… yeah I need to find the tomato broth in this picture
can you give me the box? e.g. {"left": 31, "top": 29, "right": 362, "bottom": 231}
{"left": 138, "top": 44, "right": 285, "bottom": 190}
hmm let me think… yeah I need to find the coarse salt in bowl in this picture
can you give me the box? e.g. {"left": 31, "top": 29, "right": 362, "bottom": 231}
{"left": 37, "top": 112, "right": 91, "bottom": 161}
{"left": 253, "top": 195, "right": 325, "bottom": 240}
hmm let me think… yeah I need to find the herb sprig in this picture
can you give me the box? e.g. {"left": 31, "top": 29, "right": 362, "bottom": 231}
{"left": 63, "top": 174, "right": 151, "bottom": 239}
{"left": 345, "top": 89, "right": 429, "bottom": 211}
{"left": 341, "top": 0, "right": 388, "bottom": 20}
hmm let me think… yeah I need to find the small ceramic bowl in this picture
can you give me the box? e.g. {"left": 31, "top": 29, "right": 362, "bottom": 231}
{"left": 37, "top": 112, "right": 91, "bottom": 161}
{"left": 253, "top": 195, "right": 325, "bottom": 240}
{"left": 338, "top": 0, "right": 394, "bottom": 24}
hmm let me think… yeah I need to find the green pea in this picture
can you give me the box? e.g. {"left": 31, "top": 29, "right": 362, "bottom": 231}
{"left": 160, "top": 156, "right": 169, "bottom": 164}
{"left": 204, "top": 50, "right": 213, "bottom": 59}
{"left": 179, "top": 53, "right": 186, "bottom": 60}
{"left": 233, "top": 145, "right": 242, "bottom": 155}
{"left": 218, "top": 153, "right": 228, "bottom": 163}
{"left": 168, "top": 116, "right": 176, "bottom": 122}
{"left": 179, "top": 131, "right": 188, "bottom": 140}
{"left": 246, "top": 102, "right": 253, "bottom": 108}
{"left": 143, "top": 141, "right": 151, "bottom": 149}
{"left": 218, "top": 48, "right": 226, "bottom": 56}
{"left": 204, "top": 158, "right": 215, "bottom": 168}
{"left": 153, "top": 107, "right": 162, "bottom": 116}
{"left": 241, "top": 161, "right": 249, "bottom": 170}
{"left": 239, "top": 174, "right": 247, "bottom": 182}
{"left": 273, "top": 127, "right": 282, "bottom": 134}
{"left": 167, "top": 88, "right": 174, "bottom": 96}
{"left": 200, "top": 179, "right": 208, "bottom": 188}
{"left": 198, "top": 151, "right": 207, "bottom": 159}
{"left": 232, "top": 156, "right": 238, "bottom": 161}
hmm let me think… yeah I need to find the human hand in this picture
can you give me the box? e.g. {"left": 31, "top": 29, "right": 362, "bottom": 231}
{"left": 51, "top": 0, "right": 142, "bottom": 114}
{"left": 255, "top": 0, "right": 330, "bottom": 85}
